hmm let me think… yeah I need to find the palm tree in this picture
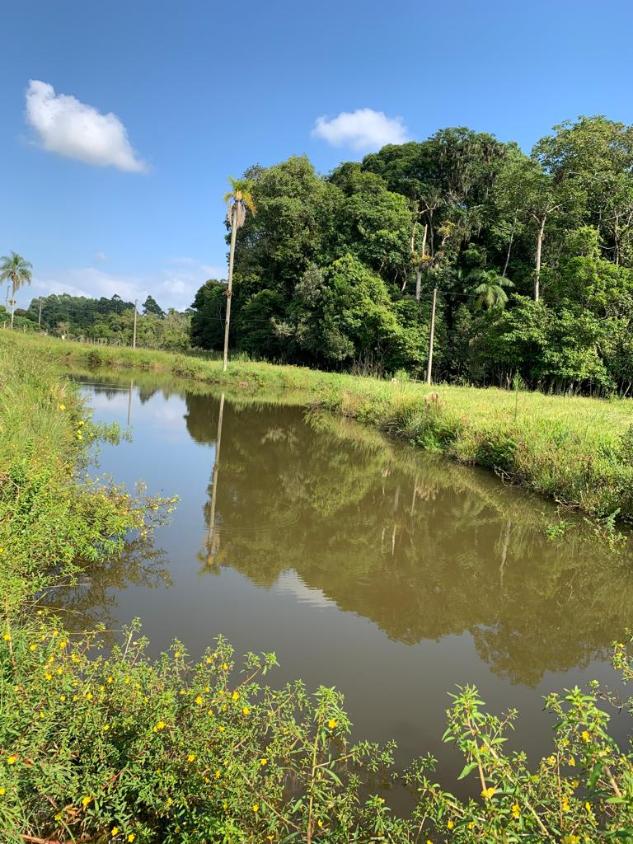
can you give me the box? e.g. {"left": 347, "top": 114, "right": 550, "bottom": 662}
{"left": 471, "top": 270, "right": 514, "bottom": 311}
{"left": 0, "top": 252, "right": 33, "bottom": 328}
{"left": 222, "top": 178, "right": 256, "bottom": 371}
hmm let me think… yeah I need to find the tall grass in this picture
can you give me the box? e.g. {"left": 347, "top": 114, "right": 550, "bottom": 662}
{"left": 4, "top": 330, "right": 633, "bottom": 522}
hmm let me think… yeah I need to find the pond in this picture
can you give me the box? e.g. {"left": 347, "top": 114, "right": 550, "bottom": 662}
{"left": 66, "top": 374, "right": 633, "bottom": 792}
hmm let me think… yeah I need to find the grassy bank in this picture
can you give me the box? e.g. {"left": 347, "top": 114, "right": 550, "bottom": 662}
{"left": 5, "top": 330, "right": 633, "bottom": 523}
{"left": 1, "top": 337, "right": 633, "bottom": 841}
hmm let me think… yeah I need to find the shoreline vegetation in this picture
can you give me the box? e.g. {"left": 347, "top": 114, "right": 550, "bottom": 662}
{"left": 1, "top": 333, "right": 633, "bottom": 840}
{"left": 6, "top": 330, "right": 633, "bottom": 527}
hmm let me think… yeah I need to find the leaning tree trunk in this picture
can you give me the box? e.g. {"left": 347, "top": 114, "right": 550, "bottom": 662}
{"left": 534, "top": 216, "right": 546, "bottom": 302}
{"left": 223, "top": 206, "right": 239, "bottom": 372}
{"left": 502, "top": 214, "right": 517, "bottom": 278}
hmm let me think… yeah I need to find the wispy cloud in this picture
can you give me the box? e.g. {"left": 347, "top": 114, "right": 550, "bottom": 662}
{"left": 27, "top": 258, "right": 224, "bottom": 312}
{"left": 25, "top": 80, "right": 147, "bottom": 172}
{"left": 312, "top": 108, "right": 409, "bottom": 151}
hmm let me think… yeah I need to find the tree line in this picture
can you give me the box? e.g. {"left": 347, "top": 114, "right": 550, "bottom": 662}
{"left": 191, "top": 116, "right": 633, "bottom": 394}
{"left": 2, "top": 290, "right": 191, "bottom": 352}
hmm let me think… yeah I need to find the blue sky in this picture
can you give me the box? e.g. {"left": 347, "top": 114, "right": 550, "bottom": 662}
{"left": 2, "top": 0, "right": 633, "bottom": 310}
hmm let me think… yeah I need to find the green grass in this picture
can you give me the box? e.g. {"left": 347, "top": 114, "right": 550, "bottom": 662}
{"left": 4, "top": 330, "right": 633, "bottom": 522}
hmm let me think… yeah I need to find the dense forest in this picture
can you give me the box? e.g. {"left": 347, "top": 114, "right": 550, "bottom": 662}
{"left": 191, "top": 116, "right": 633, "bottom": 394}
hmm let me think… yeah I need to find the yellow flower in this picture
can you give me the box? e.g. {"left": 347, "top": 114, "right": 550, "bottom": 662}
{"left": 45, "top": 673, "right": 53, "bottom": 681}
{"left": 154, "top": 720, "right": 166, "bottom": 732}
{"left": 242, "top": 706, "right": 250, "bottom": 716}
{"left": 260, "top": 757, "right": 268, "bottom": 766}
{"left": 59, "top": 694, "right": 66, "bottom": 702}
{"left": 327, "top": 719, "right": 337, "bottom": 729}
{"left": 187, "top": 753, "right": 196, "bottom": 763}
{"left": 581, "top": 730, "right": 590, "bottom": 743}
{"left": 174, "top": 651, "right": 182, "bottom": 658}
{"left": 546, "top": 754, "right": 556, "bottom": 766}
{"left": 481, "top": 787, "right": 496, "bottom": 800}
{"left": 107, "top": 675, "right": 114, "bottom": 683}
{"left": 166, "top": 797, "right": 173, "bottom": 807}
{"left": 71, "top": 653, "right": 80, "bottom": 663}
{"left": 81, "top": 795, "right": 93, "bottom": 807}
{"left": 447, "top": 819, "right": 454, "bottom": 829}
{"left": 7, "top": 755, "right": 17, "bottom": 765}
{"left": 511, "top": 803, "right": 521, "bottom": 818}
{"left": 85, "top": 691, "right": 93, "bottom": 701}
{"left": 111, "top": 828, "right": 119, "bottom": 838}
{"left": 252, "top": 803, "right": 259, "bottom": 813}
{"left": 568, "top": 756, "right": 576, "bottom": 766}
{"left": 467, "top": 821, "right": 475, "bottom": 830}
{"left": 231, "top": 691, "right": 239, "bottom": 701}
{"left": 317, "top": 819, "right": 323, "bottom": 828}
{"left": 194, "top": 695, "right": 204, "bottom": 706}
{"left": 102, "top": 724, "right": 111, "bottom": 732}
{"left": 78, "top": 420, "right": 85, "bottom": 427}
{"left": 585, "top": 801, "right": 592, "bottom": 813}
{"left": 29, "top": 644, "right": 37, "bottom": 652}
{"left": 3, "top": 633, "right": 11, "bottom": 642}
{"left": 0, "top": 787, "right": 5, "bottom": 795}
{"left": 215, "top": 769, "right": 221, "bottom": 779}
{"left": 221, "top": 662, "right": 229, "bottom": 671}
{"left": 561, "top": 797, "right": 570, "bottom": 812}
{"left": 58, "top": 404, "right": 66, "bottom": 411}
{"left": 127, "top": 835, "right": 136, "bottom": 842}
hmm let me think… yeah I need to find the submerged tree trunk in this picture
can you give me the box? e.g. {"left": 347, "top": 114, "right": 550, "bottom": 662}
{"left": 223, "top": 207, "right": 238, "bottom": 372}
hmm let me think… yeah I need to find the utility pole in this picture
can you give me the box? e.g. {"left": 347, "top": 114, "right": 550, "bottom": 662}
{"left": 426, "top": 286, "right": 438, "bottom": 385}
{"left": 223, "top": 205, "right": 238, "bottom": 372}
{"left": 132, "top": 299, "right": 138, "bottom": 349}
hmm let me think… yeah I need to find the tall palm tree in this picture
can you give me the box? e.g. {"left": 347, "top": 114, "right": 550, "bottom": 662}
{"left": 222, "top": 178, "right": 256, "bottom": 371}
{"left": 0, "top": 252, "right": 33, "bottom": 328}
{"left": 471, "top": 270, "right": 514, "bottom": 311}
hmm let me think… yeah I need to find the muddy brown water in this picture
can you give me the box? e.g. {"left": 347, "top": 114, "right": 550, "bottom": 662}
{"left": 65, "top": 374, "right": 632, "bottom": 794}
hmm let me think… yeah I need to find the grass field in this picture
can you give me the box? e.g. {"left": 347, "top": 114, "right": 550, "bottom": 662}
{"left": 3, "top": 330, "right": 633, "bottom": 522}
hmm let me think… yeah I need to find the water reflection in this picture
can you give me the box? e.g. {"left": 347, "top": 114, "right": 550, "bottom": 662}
{"left": 66, "top": 374, "right": 633, "bottom": 786}
{"left": 183, "top": 394, "right": 633, "bottom": 687}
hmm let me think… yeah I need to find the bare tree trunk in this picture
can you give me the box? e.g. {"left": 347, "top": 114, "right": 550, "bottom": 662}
{"left": 426, "top": 286, "right": 438, "bottom": 385}
{"left": 223, "top": 207, "right": 238, "bottom": 372}
{"left": 415, "top": 224, "right": 427, "bottom": 302}
{"left": 534, "top": 216, "right": 546, "bottom": 302}
{"left": 132, "top": 299, "right": 138, "bottom": 349}
{"left": 10, "top": 282, "right": 16, "bottom": 329}
{"left": 502, "top": 214, "right": 517, "bottom": 278}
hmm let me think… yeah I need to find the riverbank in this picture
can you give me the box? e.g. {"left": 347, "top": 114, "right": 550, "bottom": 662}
{"left": 5, "top": 330, "right": 633, "bottom": 523}
{"left": 1, "top": 337, "right": 632, "bottom": 841}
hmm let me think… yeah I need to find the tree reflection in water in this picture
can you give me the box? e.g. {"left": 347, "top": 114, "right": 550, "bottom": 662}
{"left": 181, "top": 392, "right": 633, "bottom": 687}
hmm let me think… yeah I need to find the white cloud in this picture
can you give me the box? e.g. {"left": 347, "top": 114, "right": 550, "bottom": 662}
{"left": 312, "top": 108, "right": 409, "bottom": 151}
{"left": 25, "top": 258, "right": 224, "bottom": 312}
{"left": 25, "top": 80, "right": 147, "bottom": 172}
